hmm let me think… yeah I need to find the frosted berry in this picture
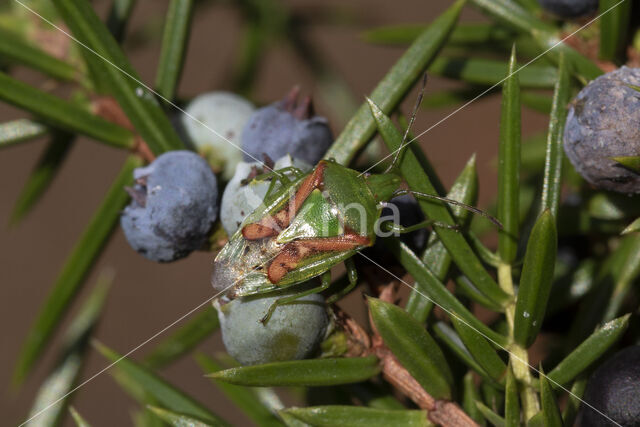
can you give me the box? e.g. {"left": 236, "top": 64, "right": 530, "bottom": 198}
{"left": 181, "top": 91, "right": 255, "bottom": 180}
{"left": 564, "top": 67, "right": 640, "bottom": 193}
{"left": 215, "top": 287, "right": 329, "bottom": 366}
{"left": 241, "top": 87, "right": 333, "bottom": 166}
{"left": 579, "top": 346, "right": 640, "bottom": 426}
{"left": 219, "top": 155, "right": 311, "bottom": 236}
{"left": 120, "top": 151, "right": 218, "bottom": 262}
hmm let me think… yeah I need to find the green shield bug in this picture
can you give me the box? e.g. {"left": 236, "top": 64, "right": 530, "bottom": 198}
{"left": 212, "top": 78, "right": 501, "bottom": 323}
{"left": 212, "top": 157, "right": 499, "bottom": 323}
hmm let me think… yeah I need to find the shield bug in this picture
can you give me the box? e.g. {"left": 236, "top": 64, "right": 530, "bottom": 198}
{"left": 212, "top": 78, "right": 500, "bottom": 323}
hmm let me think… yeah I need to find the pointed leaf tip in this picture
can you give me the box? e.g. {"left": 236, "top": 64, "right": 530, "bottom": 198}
{"left": 146, "top": 406, "right": 215, "bottom": 427}
{"left": 369, "top": 297, "right": 453, "bottom": 400}
{"left": 513, "top": 209, "right": 557, "bottom": 348}
{"left": 497, "top": 41, "right": 521, "bottom": 264}
{"left": 547, "top": 314, "right": 630, "bottom": 386}
{"left": 325, "top": 0, "right": 465, "bottom": 164}
{"left": 69, "top": 407, "right": 92, "bottom": 427}
{"left": 52, "top": 0, "right": 184, "bottom": 154}
{"left": 539, "top": 366, "right": 563, "bottom": 427}
{"left": 95, "top": 342, "right": 227, "bottom": 424}
{"left": 196, "top": 353, "right": 282, "bottom": 427}
{"left": 504, "top": 366, "right": 519, "bottom": 427}
{"left": 280, "top": 406, "right": 430, "bottom": 427}
{"left": 622, "top": 217, "right": 640, "bottom": 235}
{"left": 13, "top": 156, "right": 140, "bottom": 386}
{"left": 208, "top": 356, "right": 380, "bottom": 387}
{"left": 475, "top": 400, "right": 506, "bottom": 427}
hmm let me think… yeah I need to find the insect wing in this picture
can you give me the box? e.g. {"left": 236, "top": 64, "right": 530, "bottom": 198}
{"left": 212, "top": 172, "right": 309, "bottom": 297}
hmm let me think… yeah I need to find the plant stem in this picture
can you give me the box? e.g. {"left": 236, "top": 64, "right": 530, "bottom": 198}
{"left": 510, "top": 345, "right": 538, "bottom": 420}
{"left": 498, "top": 263, "right": 515, "bottom": 327}
{"left": 498, "top": 262, "right": 540, "bottom": 421}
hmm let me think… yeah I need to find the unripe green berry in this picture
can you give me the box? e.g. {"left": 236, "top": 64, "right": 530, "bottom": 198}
{"left": 215, "top": 288, "right": 329, "bottom": 366}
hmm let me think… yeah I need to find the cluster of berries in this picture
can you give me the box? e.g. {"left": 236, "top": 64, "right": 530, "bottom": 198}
{"left": 560, "top": 66, "right": 640, "bottom": 423}
{"left": 119, "top": 62, "right": 640, "bottom": 393}
{"left": 121, "top": 89, "right": 335, "bottom": 365}
{"left": 120, "top": 87, "right": 431, "bottom": 365}
{"left": 121, "top": 88, "right": 333, "bottom": 262}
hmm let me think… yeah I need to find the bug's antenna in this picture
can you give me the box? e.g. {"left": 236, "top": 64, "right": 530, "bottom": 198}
{"left": 394, "top": 189, "right": 503, "bottom": 229}
{"left": 386, "top": 73, "right": 428, "bottom": 173}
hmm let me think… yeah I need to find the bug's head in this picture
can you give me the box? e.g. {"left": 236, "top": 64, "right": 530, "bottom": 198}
{"left": 364, "top": 173, "right": 403, "bottom": 204}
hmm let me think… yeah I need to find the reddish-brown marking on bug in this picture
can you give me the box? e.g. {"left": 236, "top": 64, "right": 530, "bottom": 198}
{"left": 267, "top": 231, "right": 370, "bottom": 283}
{"left": 242, "top": 161, "right": 327, "bottom": 240}
{"left": 241, "top": 220, "right": 279, "bottom": 240}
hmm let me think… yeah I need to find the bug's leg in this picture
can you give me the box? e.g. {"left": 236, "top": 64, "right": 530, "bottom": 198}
{"left": 264, "top": 166, "right": 305, "bottom": 180}
{"left": 241, "top": 169, "right": 278, "bottom": 185}
{"left": 262, "top": 167, "right": 306, "bottom": 197}
{"left": 267, "top": 233, "right": 370, "bottom": 283}
{"left": 260, "top": 269, "right": 332, "bottom": 324}
{"left": 243, "top": 162, "right": 327, "bottom": 240}
{"left": 394, "top": 189, "right": 503, "bottom": 229}
{"left": 264, "top": 170, "right": 291, "bottom": 198}
{"left": 283, "top": 166, "right": 305, "bottom": 177}
{"left": 386, "top": 73, "right": 428, "bottom": 173}
{"left": 381, "top": 219, "right": 459, "bottom": 234}
{"left": 241, "top": 169, "right": 291, "bottom": 203}
{"left": 245, "top": 166, "right": 304, "bottom": 185}
{"left": 327, "top": 257, "right": 358, "bottom": 304}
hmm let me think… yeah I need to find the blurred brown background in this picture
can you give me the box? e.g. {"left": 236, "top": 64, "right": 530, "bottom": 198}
{"left": 0, "top": 0, "right": 547, "bottom": 425}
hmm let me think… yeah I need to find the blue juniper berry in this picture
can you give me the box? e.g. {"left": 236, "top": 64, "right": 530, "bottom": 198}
{"left": 564, "top": 67, "right": 640, "bottom": 193}
{"left": 241, "top": 87, "right": 333, "bottom": 166}
{"left": 579, "top": 346, "right": 640, "bottom": 426}
{"left": 121, "top": 150, "right": 218, "bottom": 262}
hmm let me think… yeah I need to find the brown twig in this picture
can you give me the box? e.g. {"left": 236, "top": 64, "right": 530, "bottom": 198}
{"left": 334, "top": 281, "right": 477, "bottom": 427}
{"left": 28, "top": 18, "right": 72, "bottom": 61}
{"left": 133, "top": 136, "right": 155, "bottom": 163}
{"left": 430, "top": 401, "right": 479, "bottom": 427}
{"left": 627, "top": 45, "right": 640, "bottom": 68}
{"left": 375, "top": 344, "right": 436, "bottom": 411}
{"left": 560, "top": 31, "right": 617, "bottom": 73}
{"left": 91, "top": 96, "right": 155, "bottom": 163}
{"left": 332, "top": 307, "right": 371, "bottom": 358}
{"left": 359, "top": 263, "right": 403, "bottom": 299}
